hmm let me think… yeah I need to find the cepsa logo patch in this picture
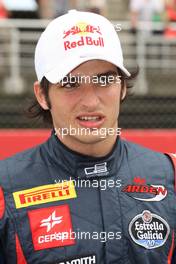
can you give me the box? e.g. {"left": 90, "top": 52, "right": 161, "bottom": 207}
{"left": 13, "top": 181, "right": 77, "bottom": 209}
{"left": 122, "top": 177, "right": 167, "bottom": 202}
{"left": 63, "top": 22, "right": 104, "bottom": 51}
{"left": 28, "top": 205, "right": 75, "bottom": 250}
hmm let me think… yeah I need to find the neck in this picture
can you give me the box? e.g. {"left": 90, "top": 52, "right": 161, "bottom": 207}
{"left": 57, "top": 134, "right": 118, "bottom": 158}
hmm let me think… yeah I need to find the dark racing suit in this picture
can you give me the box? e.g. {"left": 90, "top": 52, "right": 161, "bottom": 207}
{"left": 0, "top": 133, "right": 176, "bottom": 264}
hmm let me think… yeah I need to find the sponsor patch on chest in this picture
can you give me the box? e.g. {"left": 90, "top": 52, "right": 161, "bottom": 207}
{"left": 56, "top": 255, "right": 96, "bottom": 264}
{"left": 122, "top": 177, "right": 167, "bottom": 202}
{"left": 13, "top": 181, "right": 77, "bottom": 208}
{"left": 129, "top": 210, "right": 170, "bottom": 249}
{"left": 28, "top": 204, "right": 75, "bottom": 250}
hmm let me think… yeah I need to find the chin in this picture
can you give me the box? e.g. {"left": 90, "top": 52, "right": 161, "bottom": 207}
{"left": 74, "top": 135, "right": 107, "bottom": 145}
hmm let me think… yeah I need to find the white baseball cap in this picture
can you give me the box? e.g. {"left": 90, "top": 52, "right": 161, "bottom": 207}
{"left": 35, "top": 9, "right": 130, "bottom": 83}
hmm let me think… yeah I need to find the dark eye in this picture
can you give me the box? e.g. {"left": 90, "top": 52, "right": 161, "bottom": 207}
{"left": 99, "top": 76, "right": 108, "bottom": 86}
{"left": 98, "top": 74, "right": 120, "bottom": 87}
{"left": 62, "top": 82, "right": 79, "bottom": 89}
{"left": 60, "top": 76, "right": 80, "bottom": 89}
{"left": 97, "top": 75, "right": 112, "bottom": 86}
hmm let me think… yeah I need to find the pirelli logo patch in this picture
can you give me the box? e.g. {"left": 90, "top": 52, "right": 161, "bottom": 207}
{"left": 13, "top": 181, "right": 77, "bottom": 208}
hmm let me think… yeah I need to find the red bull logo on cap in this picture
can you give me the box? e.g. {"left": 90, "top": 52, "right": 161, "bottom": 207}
{"left": 63, "top": 22, "right": 104, "bottom": 51}
{"left": 63, "top": 22, "right": 102, "bottom": 39}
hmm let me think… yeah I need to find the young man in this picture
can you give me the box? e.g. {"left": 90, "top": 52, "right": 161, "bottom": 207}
{"left": 0, "top": 10, "right": 176, "bottom": 264}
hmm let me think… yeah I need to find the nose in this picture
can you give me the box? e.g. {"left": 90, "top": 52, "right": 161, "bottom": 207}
{"left": 80, "top": 84, "right": 100, "bottom": 110}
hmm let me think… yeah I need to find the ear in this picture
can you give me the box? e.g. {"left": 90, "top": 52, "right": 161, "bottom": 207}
{"left": 33, "top": 81, "right": 49, "bottom": 110}
{"left": 121, "top": 82, "right": 127, "bottom": 101}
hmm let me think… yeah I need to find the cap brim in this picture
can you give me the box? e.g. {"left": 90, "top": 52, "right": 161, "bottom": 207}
{"left": 45, "top": 56, "right": 131, "bottom": 84}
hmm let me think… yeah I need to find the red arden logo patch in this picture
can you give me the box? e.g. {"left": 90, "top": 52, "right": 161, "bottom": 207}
{"left": 28, "top": 205, "right": 75, "bottom": 251}
{"left": 122, "top": 177, "right": 167, "bottom": 202}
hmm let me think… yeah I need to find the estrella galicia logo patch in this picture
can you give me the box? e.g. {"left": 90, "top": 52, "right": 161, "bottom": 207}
{"left": 129, "top": 210, "right": 170, "bottom": 249}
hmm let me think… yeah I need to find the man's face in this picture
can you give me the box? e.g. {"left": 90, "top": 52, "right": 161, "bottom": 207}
{"left": 47, "top": 60, "right": 126, "bottom": 145}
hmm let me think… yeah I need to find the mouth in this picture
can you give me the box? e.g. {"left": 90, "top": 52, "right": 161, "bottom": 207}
{"left": 76, "top": 114, "right": 106, "bottom": 128}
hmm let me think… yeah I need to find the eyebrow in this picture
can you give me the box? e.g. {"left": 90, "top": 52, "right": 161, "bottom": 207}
{"left": 59, "top": 70, "right": 120, "bottom": 85}
{"left": 67, "top": 70, "right": 119, "bottom": 79}
{"left": 95, "top": 70, "right": 119, "bottom": 78}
